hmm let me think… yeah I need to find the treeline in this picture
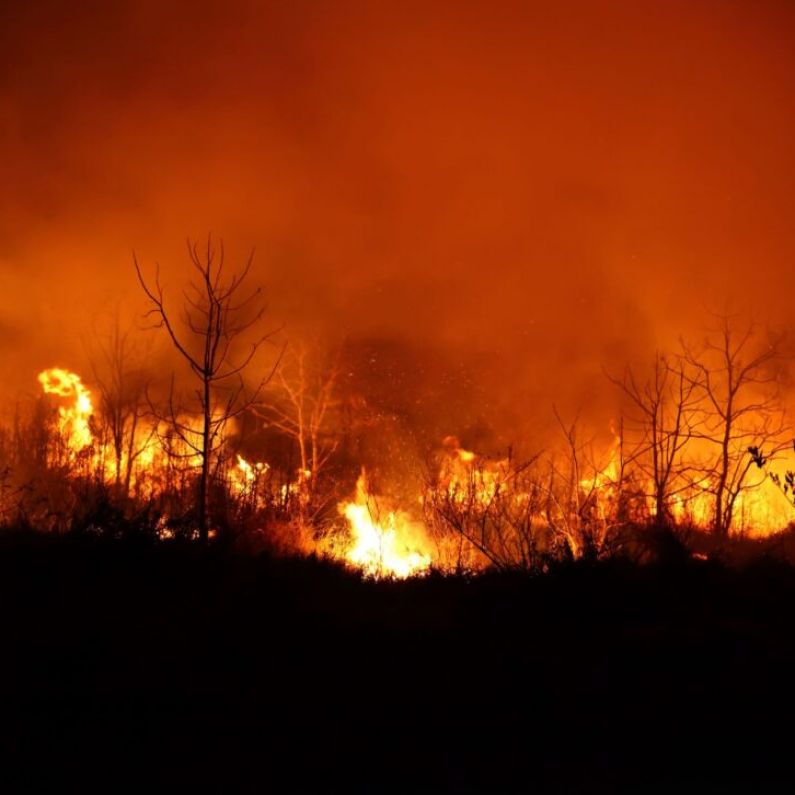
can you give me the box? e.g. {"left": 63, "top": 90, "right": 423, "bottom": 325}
{"left": 0, "top": 239, "right": 792, "bottom": 572}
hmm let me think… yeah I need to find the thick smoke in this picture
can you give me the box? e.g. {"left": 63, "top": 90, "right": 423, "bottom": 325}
{"left": 1, "top": 0, "right": 795, "bottom": 446}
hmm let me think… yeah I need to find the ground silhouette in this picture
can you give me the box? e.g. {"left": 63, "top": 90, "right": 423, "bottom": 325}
{"left": 1, "top": 529, "right": 794, "bottom": 793}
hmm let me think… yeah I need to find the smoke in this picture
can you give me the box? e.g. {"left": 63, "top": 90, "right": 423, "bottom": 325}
{"left": 2, "top": 0, "right": 795, "bottom": 442}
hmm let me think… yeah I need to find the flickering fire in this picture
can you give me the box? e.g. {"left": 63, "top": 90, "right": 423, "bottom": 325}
{"left": 30, "top": 366, "right": 795, "bottom": 570}
{"left": 578, "top": 430, "right": 793, "bottom": 538}
{"left": 38, "top": 368, "right": 94, "bottom": 453}
{"left": 339, "top": 470, "right": 432, "bottom": 578}
{"left": 36, "top": 367, "right": 259, "bottom": 491}
{"left": 230, "top": 454, "right": 269, "bottom": 496}
{"left": 438, "top": 436, "right": 505, "bottom": 505}
{"left": 728, "top": 477, "right": 794, "bottom": 539}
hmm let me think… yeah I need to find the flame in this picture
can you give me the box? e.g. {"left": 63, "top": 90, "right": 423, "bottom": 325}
{"left": 30, "top": 367, "right": 795, "bottom": 557}
{"left": 339, "top": 470, "right": 432, "bottom": 578}
{"left": 229, "top": 454, "right": 269, "bottom": 496}
{"left": 580, "top": 439, "right": 621, "bottom": 493}
{"left": 38, "top": 368, "right": 94, "bottom": 453}
{"left": 438, "top": 437, "right": 504, "bottom": 504}
{"left": 36, "top": 367, "right": 254, "bottom": 497}
{"left": 717, "top": 474, "right": 793, "bottom": 538}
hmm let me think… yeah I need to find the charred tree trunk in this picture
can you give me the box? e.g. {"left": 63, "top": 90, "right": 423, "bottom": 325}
{"left": 199, "top": 372, "right": 212, "bottom": 542}
{"left": 714, "top": 410, "right": 732, "bottom": 537}
{"left": 135, "top": 237, "right": 280, "bottom": 544}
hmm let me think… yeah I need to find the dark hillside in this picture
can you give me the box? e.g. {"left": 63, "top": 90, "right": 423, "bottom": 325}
{"left": 0, "top": 531, "right": 794, "bottom": 792}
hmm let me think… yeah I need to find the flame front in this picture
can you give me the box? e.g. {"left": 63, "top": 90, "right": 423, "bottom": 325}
{"left": 29, "top": 367, "right": 795, "bottom": 568}
{"left": 340, "top": 471, "right": 432, "bottom": 578}
{"left": 38, "top": 368, "right": 94, "bottom": 453}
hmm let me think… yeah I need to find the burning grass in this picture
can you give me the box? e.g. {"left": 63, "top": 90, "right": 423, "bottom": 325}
{"left": 2, "top": 331, "right": 795, "bottom": 580}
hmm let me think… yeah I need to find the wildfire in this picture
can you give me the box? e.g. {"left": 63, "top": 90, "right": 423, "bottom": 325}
{"left": 29, "top": 367, "right": 795, "bottom": 566}
{"left": 36, "top": 367, "right": 247, "bottom": 494}
{"left": 726, "top": 476, "right": 794, "bottom": 538}
{"left": 579, "top": 428, "right": 793, "bottom": 538}
{"left": 38, "top": 368, "right": 95, "bottom": 453}
{"left": 229, "top": 454, "right": 269, "bottom": 497}
{"left": 438, "top": 436, "right": 504, "bottom": 504}
{"left": 339, "top": 470, "right": 432, "bottom": 578}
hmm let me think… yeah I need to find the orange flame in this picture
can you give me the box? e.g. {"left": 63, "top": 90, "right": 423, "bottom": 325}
{"left": 339, "top": 470, "right": 432, "bottom": 578}
{"left": 32, "top": 367, "right": 795, "bottom": 556}
{"left": 38, "top": 368, "right": 94, "bottom": 453}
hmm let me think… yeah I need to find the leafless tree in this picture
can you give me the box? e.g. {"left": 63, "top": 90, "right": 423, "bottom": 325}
{"left": 542, "top": 410, "right": 634, "bottom": 559}
{"left": 606, "top": 353, "right": 701, "bottom": 526}
{"left": 681, "top": 316, "right": 788, "bottom": 536}
{"left": 87, "top": 313, "right": 154, "bottom": 495}
{"left": 422, "top": 446, "right": 545, "bottom": 571}
{"left": 135, "top": 237, "right": 281, "bottom": 542}
{"left": 257, "top": 341, "right": 340, "bottom": 505}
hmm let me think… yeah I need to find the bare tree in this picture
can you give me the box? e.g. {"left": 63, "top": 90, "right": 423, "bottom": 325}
{"left": 423, "top": 447, "right": 545, "bottom": 572}
{"left": 257, "top": 341, "right": 340, "bottom": 505}
{"left": 88, "top": 313, "right": 154, "bottom": 495}
{"left": 542, "top": 411, "right": 629, "bottom": 559}
{"left": 606, "top": 353, "right": 701, "bottom": 526}
{"left": 135, "top": 237, "right": 280, "bottom": 542}
{"left": 681, "top": 316, "right": 788, "bottom": 536}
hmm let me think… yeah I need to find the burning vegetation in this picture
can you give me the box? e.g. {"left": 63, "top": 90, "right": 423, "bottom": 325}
{"left": 0, "top": 243, "right": 793, "bottom": 577}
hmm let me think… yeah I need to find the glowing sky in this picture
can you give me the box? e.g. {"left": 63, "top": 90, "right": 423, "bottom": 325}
{"left": 2, "top": 0, "right": 794, "bottom": 441}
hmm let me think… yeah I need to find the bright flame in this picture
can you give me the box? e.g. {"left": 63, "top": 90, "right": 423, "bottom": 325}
{"left": 37, "top": 367, "right": 259, "bottom": 497}
{"left": 340, "top": 470, "right": 432, "bottom": 578}
{"left": 438, "top": 436, "right": 504, "bottom": 505}
{"left": 38, "top": 368, "right": 94, "bottom": 453}
{"left": 229, "top": 454, "right": 269, "bottom": 496}
{"left": 31, "top": 366, "right": 795, "bottom": 555}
